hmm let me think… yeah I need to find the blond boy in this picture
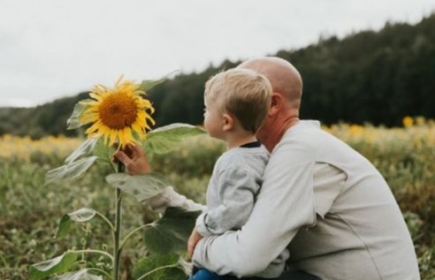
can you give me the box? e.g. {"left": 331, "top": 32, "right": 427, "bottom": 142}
{"left": 188, "top": 68, "right": 287, "bottom": 280}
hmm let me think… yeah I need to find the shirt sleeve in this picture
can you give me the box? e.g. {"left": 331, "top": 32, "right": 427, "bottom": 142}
{"left": 192, "top": 138, "right": 317, "bottom": 277}
{"left": 141, "top": 186, "right": 206, "bottom": 213}
{"left": 196, "top": 167, "right": 260, "bottom": 237}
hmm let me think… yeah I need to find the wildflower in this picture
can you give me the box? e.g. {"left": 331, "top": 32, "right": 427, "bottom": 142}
{"left": 349, "top": 124, "right": 364, "bottom": 137}
{"left": 402, "top": 116, "right": 413, "bottom": 128}
{"left": 416, "top": 116, "right": 425, "bottom": 126}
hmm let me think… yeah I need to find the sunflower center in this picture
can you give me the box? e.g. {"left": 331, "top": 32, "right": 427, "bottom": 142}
{"left": 99, "top": 93, "right": 138, "bottom": 130}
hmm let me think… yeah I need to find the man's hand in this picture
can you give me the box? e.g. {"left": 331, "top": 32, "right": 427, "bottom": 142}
{"left": 114, "top": 143, "right": 151, "bottom": 175}
{"left": 188, "top": 227, "right": 203, "bottom": 260}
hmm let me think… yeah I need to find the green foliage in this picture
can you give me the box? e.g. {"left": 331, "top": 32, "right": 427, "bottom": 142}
{"left": 29, "top": 252, "right": 78, "bottom": 280}
{"left": 56, "top": 208, "right": 98, "bottom": 239}
{"left": 106, "top": 173, "right": 169, "bottom": 203}
{"left": 284, "top": 15, "right": 435, "bottom": 126}
{"left": 143, "top": 123, "right": 206, "bottom": 158}
{"left": 143, "top": 207, "right": 201, "bottom": 255}
{"left": 53, "top": 269, "right": 103, "bottom": 280}
{"left": 132, "top": 253, "right": 187, "bottom": 280}
{"left": 45, "top": 156, "right": 98, "bottom": 184}
{"left": 0, "top": 107, "right": 35, "bottom": 137}
{"left": 67, "top": 100, "right": 93, "bottom": 130}
{"left": 139, "top": 71, "right": 177, "bottom": 93}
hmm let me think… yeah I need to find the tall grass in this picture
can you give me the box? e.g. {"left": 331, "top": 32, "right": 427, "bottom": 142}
{"left": 0, "top": 119, "right": 434, "bottom": 279}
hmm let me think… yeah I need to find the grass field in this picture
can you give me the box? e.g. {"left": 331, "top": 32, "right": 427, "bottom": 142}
{"left": 0, "top": 119, "right": 434, "bottom": 279}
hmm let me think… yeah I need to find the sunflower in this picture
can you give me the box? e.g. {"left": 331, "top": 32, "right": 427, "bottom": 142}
{"left": 78, "top": 76, "right": 155, "bottom": 148}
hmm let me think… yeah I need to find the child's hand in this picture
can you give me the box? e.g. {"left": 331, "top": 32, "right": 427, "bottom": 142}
{"left": 113, "top": 143, "right": 151, "bottom": 175}
{"left": 187, "top": 228, "right": 203, "bottom": 260}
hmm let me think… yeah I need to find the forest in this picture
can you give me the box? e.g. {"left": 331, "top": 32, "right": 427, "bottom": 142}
{"left": 1, "top": 14, "right": 434, "bottom": 139}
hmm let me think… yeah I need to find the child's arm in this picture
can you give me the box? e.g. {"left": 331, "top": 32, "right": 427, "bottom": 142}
{"left": 141, "top": 186, "right": 206, "bottom": 213}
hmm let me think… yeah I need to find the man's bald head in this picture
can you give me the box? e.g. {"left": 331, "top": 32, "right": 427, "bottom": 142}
{"left": 237, "top": 57, "right": 303, "bottom": 110}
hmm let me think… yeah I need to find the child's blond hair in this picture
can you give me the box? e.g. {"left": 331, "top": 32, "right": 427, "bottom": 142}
{"left": 205, "top": 68, "right": 272, "bottom": 134}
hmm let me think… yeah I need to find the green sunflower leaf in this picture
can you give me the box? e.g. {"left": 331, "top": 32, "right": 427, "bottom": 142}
{"left": 66, "top": 100, "right": 93, "bottom": 130}
{"left": 56, "top": 208, "right": 98, "bottom": 238}
{"left": 106, "top": 173, "right": 169, "bottom": 202}
{"left": 45, "top": 156, "right": 98, "bottom": 185}
{"left": 143, "top": 123, "right": 205, "bottom": 156}
{"left": 133, "top": 253, "right": 187, "bottom": 280}
{"left": 65, "top": 137, "right": 99, "bottom": 164}
{"left": 28, "top": 252, "right": 78, "bottom": 280}
{"left": 55, "top": 269, "right": 103, "bottom": 280}
{"left": 139, "top": 79, "right": 166, "bottom": 93}
{"left": 139, "top": 70, "right": 177, "bottom": 93}
{"left": 143, "top": 207, "right": 201, "bottom": 255}
{"left": 92, "top": 137, "right": 117, "bottom": 171}
{"left": 55, "top": 214, "right": 72, "bottom": 239}
{"left": 68, "top": 208, "right": 97, "bottom": 222}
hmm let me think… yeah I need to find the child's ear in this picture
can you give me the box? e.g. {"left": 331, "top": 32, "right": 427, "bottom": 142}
{"left": 222, "top": 113, "right": 234, "bottom": 131}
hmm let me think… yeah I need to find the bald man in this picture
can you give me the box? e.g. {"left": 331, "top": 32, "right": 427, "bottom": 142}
{"left": 115, "top": 57, "right": 420, "bottom": 280}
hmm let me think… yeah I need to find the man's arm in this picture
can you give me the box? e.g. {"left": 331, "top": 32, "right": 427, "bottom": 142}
{"left": 196, "top": 167, "right": 259, "bottom": 237}
{"left": 192, "top": 140, "right": 317, "bottom": 277}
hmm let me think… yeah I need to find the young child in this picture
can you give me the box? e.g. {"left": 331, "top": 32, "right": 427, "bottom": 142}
{"left": 187, "top": 68, "right": 287, "bottom": 280}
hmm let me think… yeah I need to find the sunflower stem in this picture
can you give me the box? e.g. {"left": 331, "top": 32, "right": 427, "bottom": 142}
{"left": 113, "top": 162, "right": 124, "bottom": 280}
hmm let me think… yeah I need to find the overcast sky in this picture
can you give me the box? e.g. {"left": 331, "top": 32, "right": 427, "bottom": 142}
{"left": 1, "top": 0, "right": 434, "bottom": 107}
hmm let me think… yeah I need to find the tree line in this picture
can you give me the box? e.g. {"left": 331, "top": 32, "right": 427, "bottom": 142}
{"left": 1, "top": 14, "right": 434, "bottom": 139}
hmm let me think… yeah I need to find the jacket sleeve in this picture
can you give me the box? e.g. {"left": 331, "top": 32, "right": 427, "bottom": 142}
{"left": 196, "top": 167, "right": 260, "bottom": 237}
{"left": 192, "top": 138, "right": 317, "bottom": 277}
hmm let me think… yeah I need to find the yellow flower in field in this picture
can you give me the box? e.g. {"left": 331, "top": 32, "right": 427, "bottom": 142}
{"left": 402, "top": 116, "right": 413, "bottom": 128}
{"left": 349, "top": 124, "right": 364, "bottom": 136}
{"left": 416, "top": 116, "right": 425, "bottom": 126}
{"left": 78, "top": 76, "right": 155, "bottom": 148}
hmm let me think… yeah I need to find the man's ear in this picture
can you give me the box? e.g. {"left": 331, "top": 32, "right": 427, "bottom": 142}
{"left": 268, "top": 92, "right": 284, "bottom": 116}
{"left": 222, "top": 113, "right": 234, "bottom": 131}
